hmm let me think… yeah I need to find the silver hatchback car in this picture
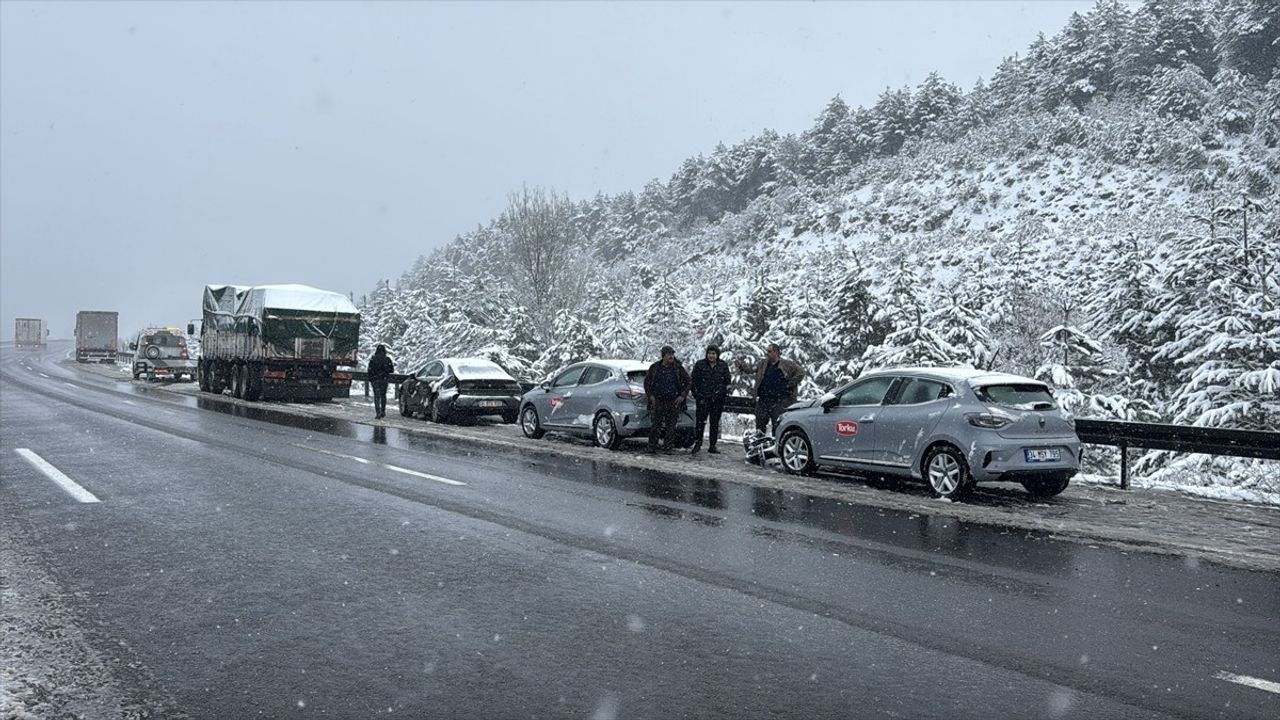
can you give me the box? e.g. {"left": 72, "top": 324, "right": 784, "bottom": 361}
{"left": 773, "top": 367, "right": 1081, "bottom": 499}
{"left": 519, "top": 359, "right": 697, "bottom": 449}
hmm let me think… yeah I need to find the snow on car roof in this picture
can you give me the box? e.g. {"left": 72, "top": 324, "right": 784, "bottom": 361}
{"left": 443, "top": 358, "right": 515, "bottom": 380}
{"left": 863, "top": 366, "right": 1043, "bottom": 385}
{"left": 585, "top": 358, "right": 649, "bottom": 372}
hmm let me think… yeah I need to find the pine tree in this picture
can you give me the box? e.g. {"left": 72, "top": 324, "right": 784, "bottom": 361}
{"left": 1035, "top": 324, "right": 1111, "bottom": 414}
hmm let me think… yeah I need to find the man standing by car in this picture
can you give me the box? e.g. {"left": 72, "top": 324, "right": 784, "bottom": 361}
{"left": 690, "top": 344, "right": 731, "bottom": 455}
{"left": 736, "top": 343, "right": 805, "bottom": 437}
{"left": 644, "top": 345, "right": 691, "bottom": 453}
{"left": 368, "top": 344, "right": 395, "bottom": 419}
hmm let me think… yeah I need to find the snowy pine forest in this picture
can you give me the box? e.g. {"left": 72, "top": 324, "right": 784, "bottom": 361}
{"left": 359, "top": 0, "right": 1279, "bottom": 496}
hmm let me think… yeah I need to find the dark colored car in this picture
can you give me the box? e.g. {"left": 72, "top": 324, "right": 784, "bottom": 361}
{"left": 398, "top": 357, "right": 522, "bottom": 424}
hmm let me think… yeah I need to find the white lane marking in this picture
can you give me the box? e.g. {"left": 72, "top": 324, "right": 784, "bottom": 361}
{"left": 13, "top": 449, "right": 101, "bottom": 503}
{"left": 64, "top": 382, "right": 77, "bottom": 388}
{"left": 39, "top": 373, "right": 49, "bottom": 378}
{"left": 122, "top": 400, "right": 136, "bottom": 405}
{"left": 291, "top": 444, "right": 465, "bottom": 486}
{"left": 1215, "top": 671, "right": 1280, "bottom": 695}
{"left": 385, "top": 464, "right": 466, "bottom": 486}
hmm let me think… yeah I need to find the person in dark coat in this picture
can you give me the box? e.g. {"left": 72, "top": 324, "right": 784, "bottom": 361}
{"left": 689, "top": 344, "right": 731, "bottom": 455}
{"left": 367, "top": 344, "right": 395, "bottom": 419}
{"left": 735, "top": 343, "right": 805, "bottom": 437}
{"left": 643, "top": 345, "right": 691, "bottom": 452}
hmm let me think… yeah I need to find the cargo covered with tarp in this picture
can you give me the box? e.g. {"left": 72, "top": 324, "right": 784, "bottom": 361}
{"left": 201, "top": 284, "right": 360, "bottom": 364}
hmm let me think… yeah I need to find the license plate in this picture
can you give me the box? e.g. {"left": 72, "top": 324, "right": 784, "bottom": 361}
{"left": 1024, "top": 448, "right": 1062, "bottom": 463}
{"left": 479, "top": 400, "right": 503, "bottom": 408}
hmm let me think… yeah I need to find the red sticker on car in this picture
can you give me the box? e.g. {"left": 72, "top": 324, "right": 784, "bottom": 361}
{"left": 835, "top": 420, "right": 859, "bottom": 436}
{"left": 550, "top": 396, "right": 564, "bottom": 410}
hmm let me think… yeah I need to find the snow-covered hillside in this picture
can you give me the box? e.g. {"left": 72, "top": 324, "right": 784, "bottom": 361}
{"left": 360, "top": 0, "right": 1279, "bottom": 497}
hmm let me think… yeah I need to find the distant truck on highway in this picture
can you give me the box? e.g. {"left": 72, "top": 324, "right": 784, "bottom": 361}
{"left": 196, "top": 284, "right": 360, "bottom": 401}
{"left": 75, "top": 311, "right": 119, "bottom": 363}
{"left": 14, "top": 318, "right": 48, "bottom": 349}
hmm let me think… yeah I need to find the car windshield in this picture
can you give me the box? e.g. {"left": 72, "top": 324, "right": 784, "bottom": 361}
{"left": 975, "top": 383, "right": 1058, "bottom": 410}
{"left": 143, "top": 335, "right": 184, "bottom": 347}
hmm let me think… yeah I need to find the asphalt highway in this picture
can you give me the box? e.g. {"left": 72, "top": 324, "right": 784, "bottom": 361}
{"left": 2, "top": 343, "right": 1277, "bottom": 719}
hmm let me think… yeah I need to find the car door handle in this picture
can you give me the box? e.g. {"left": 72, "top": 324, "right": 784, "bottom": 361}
{"left": 858, "top": 416, "right": 876, "bottom": 423}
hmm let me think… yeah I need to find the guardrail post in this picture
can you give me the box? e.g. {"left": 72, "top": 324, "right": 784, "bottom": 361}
{"left": 1119, "top": 441, "right": 1129, "bottom": 490}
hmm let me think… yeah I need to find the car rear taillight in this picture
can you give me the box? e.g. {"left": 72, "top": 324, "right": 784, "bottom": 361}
{"left": 616, "top": 388, "right": 645, "bottom": 400}
{"left": 263, "top": 369, "right": 288, "bottom": 380}
{"left": 180, "top": 349, "right": 189, "bottom": 359}
{"left": 332, "top": 372, "right": 352, "bottom": 381}
{"left": 966, "top": 413, "right": 1012, "bottom": 429}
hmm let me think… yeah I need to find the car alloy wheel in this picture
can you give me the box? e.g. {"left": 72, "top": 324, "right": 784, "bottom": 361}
{"left": 780, "top": 431, "right": 814, "bottom": 475}
{"left": 925, "top": 446, "right": 973, "bottom": 500}
{"left": 593, "top": 412, "right": 620, "bottom": 450}
{"left": 521, "top": 405, "right": 544, "bottom": 439}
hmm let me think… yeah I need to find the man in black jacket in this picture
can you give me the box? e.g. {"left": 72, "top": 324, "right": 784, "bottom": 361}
{"left": 367, "top": 344, "right": 395, "bottom": 419}
{"left": 689, "top": 344, "right": 731, "bottom": 455}
{"left": 643, "top": 345, "right": 691, "bottom": 452}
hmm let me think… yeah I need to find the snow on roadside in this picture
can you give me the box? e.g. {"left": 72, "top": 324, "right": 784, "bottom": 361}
{"left": 0, "top": 528, "right": 178, "bottom": 720}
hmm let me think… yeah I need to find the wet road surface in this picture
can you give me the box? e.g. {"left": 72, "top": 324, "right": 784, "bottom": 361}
{"left": 2, "top": 344, "right": 1278, "bottom": 719}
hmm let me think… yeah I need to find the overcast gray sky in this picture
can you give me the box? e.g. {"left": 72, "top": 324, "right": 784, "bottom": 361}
{"left": 1, "top": 0, "right": 1094, "bottom": 340}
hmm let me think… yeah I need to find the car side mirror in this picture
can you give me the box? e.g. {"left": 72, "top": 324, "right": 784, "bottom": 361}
{"left": 129, "top": 342, "right": 137, "bottom": 351}
{"left": 540, "top": 382, "right": 551, "bottom": 391}
{"left": 186, "top": 323, "right": 195, "bottom": 335}
{"left": 820, "top": 393, "right": 837, "bottom": 412}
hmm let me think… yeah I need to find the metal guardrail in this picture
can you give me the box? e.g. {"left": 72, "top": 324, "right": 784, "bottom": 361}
{"left": 1075, "top": 419, "right": 1280, "bottom": 489}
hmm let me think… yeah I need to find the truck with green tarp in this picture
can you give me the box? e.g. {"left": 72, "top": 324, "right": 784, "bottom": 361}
{"left": 196, "top": 284, "right": 360, "bottom": 401}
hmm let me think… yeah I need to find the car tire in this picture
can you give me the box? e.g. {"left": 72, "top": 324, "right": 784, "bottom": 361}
{"left": 593, "top": 411, "right": 622, "bottom": 450}
{"left": 1022, "top": 477, "right": 1070, "bottom": 498}
{"left": 502, "top": 411, "right": 518, "bottom": 425}
{"left": 923, "top": 445, "right": 975, "bottom": 500}
{"left": 398, "top": 392, "right": 410, "bottom": 417}
{"left": 779, "top": 429, "right": 817, "bottom": 475}
{"left": 520, "top": 404, "right": 545, "bottom": 439}
{"left": 672, "top": 430, "right": 696, "bottom": 449}
{"left": 230, "top": 365, "right": 243, "bottom": 399}
{"left": 430, "top": 397, "right": 451, "bottom": 424}
{"left": 144, "top": 345, "right": 161, "bottom": 360}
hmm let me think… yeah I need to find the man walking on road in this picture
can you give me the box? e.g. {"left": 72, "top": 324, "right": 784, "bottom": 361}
{"left": 644, "top": 345, "right": 691, "bottom": 453}
{"left": 736, "top": 343, "right": 804, "bottom": 437}
{"left": 690, "top": 344, "right": 731, "bottom": 455}
{"left": 368, "top": 344, "right": 395, "bottom": 419}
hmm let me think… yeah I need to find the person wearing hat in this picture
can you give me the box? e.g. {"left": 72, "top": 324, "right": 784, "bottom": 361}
{"left": 643, "top": 345, "right": 691, "bottom": 452}
{"left": 689, "top": 344, "right": 731, "bottom": 454}
{"left": 367, "top": 344, "right": 395, "bottom": 419}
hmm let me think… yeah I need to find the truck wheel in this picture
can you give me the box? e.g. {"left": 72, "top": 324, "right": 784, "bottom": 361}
{"left": 198, "top": 363, "right": 209, "bottom": 392}
{"left": 231, "top": 365, "right": 244, "bottom": 399}
{"left": 243, "top": 365, "right": 262, "bottom": 401}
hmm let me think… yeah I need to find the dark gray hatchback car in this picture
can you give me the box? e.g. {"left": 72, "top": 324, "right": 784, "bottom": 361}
{"left": 398, "top": 358, "right": 522, "bottom": 424}
{"left": 772, "top": 367, "right": 1082, "bottom": 499}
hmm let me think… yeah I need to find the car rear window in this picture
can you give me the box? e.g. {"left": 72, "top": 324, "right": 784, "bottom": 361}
{"left": 625, "top": 370, "right": 647, "bottom": 385}
{"left": 143, "top": 335, "right": 185, "bottom": 347}
{"left": 975, "top": 384, "right": 1057, "bottom": 410}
